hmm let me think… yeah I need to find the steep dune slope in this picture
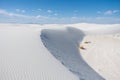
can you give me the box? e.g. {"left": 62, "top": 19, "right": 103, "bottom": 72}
{"left": 41, "top": 27, "right": 105, "bottom": 80}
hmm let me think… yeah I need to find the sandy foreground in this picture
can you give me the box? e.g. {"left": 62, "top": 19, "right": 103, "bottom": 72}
{"left": 80, "top": 35, "right": 120, "bottom": 80}
{"left": 0, "top": 24, "right": 79, "bottom": 80}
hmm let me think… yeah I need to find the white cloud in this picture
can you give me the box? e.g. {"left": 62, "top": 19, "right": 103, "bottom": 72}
{"left": 47, "top": 10, "right": 52, "bottom": 13}
{"left": 35, "top": 15, "right": 48, "bottom": 19}
{"left": 0, "top": 9, "right": 27, "bottom": 18}
{"left": 97, "top": 10, "right": 120, "bottom": 15}
{"left": 0, "top": 9, "right": 17, "bottom": 17}
{"left": 0, "top": 9, "right": 8, "bottom": 15}
{"left": 38, "top": 9, "right": 42, "bottom": 11}
{"left": 36, "top": 15, "right": 41, "bottom": 19}
{"left": 54, "top": 13, "right": 58, "bottom": 16}
{"left": 104, "top": 10, "right": 119, "bottom": 15}
{"left": 21, "top": 10, "right": 25, "bottom": 13}
{"left": 0, "top": 9, "right": 35, "bottom": 19}
{"left": 0, "top": 9, "right": 120, "bottom": 24}
{"left": 97, "top": 11, "right": 101, "bottom": 14}
{"left": 15, "top": 9, "right": 25, "bottom": 13}
{"left": 113, "top": 10, "right": 119, "bottom": 13}
{"left": 104, "top": 10, "right": 113, "bottom": 15}
{"left": 16, "top": 9, "right": 20, "bottom": 12}
{"left": 0, "top": 9, "right": 57, "bottom": 19}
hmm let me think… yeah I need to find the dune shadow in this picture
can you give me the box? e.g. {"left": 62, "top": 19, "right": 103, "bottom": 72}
{"left": 40, "top": 27, "right": 105, "bottom": 80}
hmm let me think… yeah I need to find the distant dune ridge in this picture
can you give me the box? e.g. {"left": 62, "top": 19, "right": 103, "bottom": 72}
{"left": 0, "top": 23, "right": 120, "bottom": 80}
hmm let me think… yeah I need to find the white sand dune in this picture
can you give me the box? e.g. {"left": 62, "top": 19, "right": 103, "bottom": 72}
{"left": 0, "top": 23, "right": 120, "bottom": 80}
{"left": 0, "top": 24, "right": 79, "bottom": 80}
{"left": 40, "top": 27, "right": 105, "bottom": 80}
{"left": 80, "top": 35, "right": 120, "bottom": 80}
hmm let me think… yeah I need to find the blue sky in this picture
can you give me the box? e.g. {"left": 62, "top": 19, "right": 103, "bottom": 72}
{"left": 0, "top": 0, "right": 120, "bottom": 24}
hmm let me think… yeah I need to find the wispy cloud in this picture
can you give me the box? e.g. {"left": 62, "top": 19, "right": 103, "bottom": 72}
{"left": 0, "top": 9, "right": 26, "bottom": 17}
{"left": 47, "top": 10, "right": 53, "bottom": 13}
{"left": 0, "top": 9, "right": 47, "bottom": 19}
{"left": 35, "top": 15, "right": 48, "bottom": 19}
{"left": 97, "top": 11, "right": 101, "bottom": 14}
{"left": 0, "top": 9, "right": 53, "bottom": 23}
{"left": 98, "top": 10, "right": 120, "bottom": 15}
{"left": 38, "top": 9, "right": 42, "bottom": 11}
{"left": 0, "top": 9, "right": 9, "bottom": 16}
{"left": 15, "top": 9, "right": 26, "bottom": 13}
{"left": 54, "top": 13, "right": 58, "bottom": 16}
{"left": 0, "top": 9, "right": 120, "bottom": 24}
{"left": 104, "top": 10, "right": 119, "bottom": 15}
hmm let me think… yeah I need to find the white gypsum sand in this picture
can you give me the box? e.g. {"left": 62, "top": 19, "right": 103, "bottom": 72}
{"left": 80, "top": 35, "right": 120, "bottom": 80}
{"left": 0, "top": 23, "right": 120, "bottom": 80}
{"left": 40, "top": 27, "right": 105, "bottom": 80}
{"left": 0, "top": 24, "right": 79, "bottom": 80}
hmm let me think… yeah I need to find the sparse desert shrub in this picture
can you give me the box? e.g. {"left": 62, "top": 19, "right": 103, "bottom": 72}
{"left": 84, "top": 41, "right": 91, "bottom": 44}
{"left": 80, "top": 45, "right": 86, "bottom": 50}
